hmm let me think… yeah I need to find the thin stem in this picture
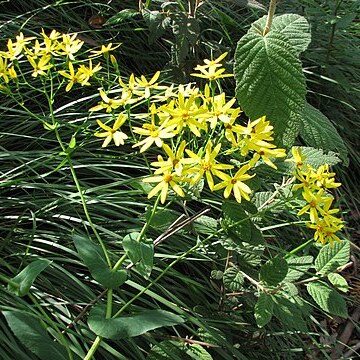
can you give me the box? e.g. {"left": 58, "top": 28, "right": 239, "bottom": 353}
{"left": 263, "top": 0, "right": 277, "bottom": 36}
{"left": 284, "top": 238, "right": 313, "bottom": 258}
{"left": 84, "top": 336, "right": 103, "bottom": 360}
{"left": 45, "top": 79, "right": 111, "bottom": 267}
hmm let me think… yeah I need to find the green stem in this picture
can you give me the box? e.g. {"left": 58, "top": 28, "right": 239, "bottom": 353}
{"left": 45, "top": 79, "right": 111, "bottom": 267}
{"left": 84, "top": 336, "right": 103, "bottom": 360}
{"left": 285, "top": 238, "right": 313, "bottom": 259}
{"left": 0, "top": 273, "right": 20, "bottom": 288}
{"left": 263, "top": 0, "right": 277, "bottom": 36}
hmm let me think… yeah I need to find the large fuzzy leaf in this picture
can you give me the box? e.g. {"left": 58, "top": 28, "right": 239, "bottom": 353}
{"left": 234, "top": 30, "right": 306, "bottom": 146}
{"left": 250, "top": 14, "right": 311, "bottom": 54}
{"left": 300, "top": 102, "right": 348, "bottom": 165}
{"left": 254, "top": 292, "right": 274, "bottom": 327}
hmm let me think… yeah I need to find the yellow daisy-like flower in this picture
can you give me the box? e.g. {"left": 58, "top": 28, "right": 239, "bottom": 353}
{"left": 94, "top": 113, "right": 128, "bottom": 147}
{"left": 185, "top": 141, "right": 233, "bottom": 190}
{"left": 27, "top": 54, "right": 53, "bottom": 77}
{"left": 143, "top": 172, "right": 187, "bottom": 204}
{"left": 252, "top": 146, "right": 287, "bottom": 169}
{"left": 89, "top": 43, "right": 121, "bottom": 57}
{"left": 213, "top": 164, "right": 255, "bottom": 203}
{"left": 135, "top": 71, "right": 166, "bottom": 98}
{"left": 89, "top": 89, "right": 124, "bottom": 112}
{"left": 297, "top": 188, "right": 328, "bottom": 223}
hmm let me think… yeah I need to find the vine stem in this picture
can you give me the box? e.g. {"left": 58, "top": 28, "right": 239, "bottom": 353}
{"left": 263, "top": 0, "right": 277, "bottom": 36}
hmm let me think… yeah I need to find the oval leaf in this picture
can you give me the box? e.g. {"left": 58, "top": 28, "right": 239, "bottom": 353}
{"left": 315, "top": 240, "right": 350, "bottom": 275}
{"left": 285, "top": 255, "right": 313, "bottom": 282}
{"left": 327, "top": 273, "right": 349, "bottom": 293}
{"left": 260, "top": 256, "right": 288, "bottom": 286}
{"left": 73, "top": 234, "right": 127, "bottom": 288}
{"left": 8, "top": 259, "right": 52, "bottom": 297}
{"left": 88, "top": 306, "right": 184, "bottom": 339}
{"left": 307, "top": 281, "right": 348, "bottom": 318}
{"left": 223, "top": 267, "right": 244, "bottom": 292}
{"left": 3, "top": 311, "right": 69, "bottom": 360}
{"left": 255, "top": 292, "right": 274, "bottom": 327}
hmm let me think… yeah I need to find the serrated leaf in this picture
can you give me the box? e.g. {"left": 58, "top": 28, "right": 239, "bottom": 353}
{"left": 281, "top": 282, "right": 299, "bottom": 296}
{"left": 210, "top": 270, "right": 223, "bottom": 280}
{"left": 234, "top": 30, "right": 306, "bottom": 146}
{"left": 105, "top": 9, "right": 140, "bottom": 26}
{"left": 307, "top": 281, "right": 348, "bottom": 318}
{"left": 88, "top": 306, "right": 184, "bottom": 339}
{"left": 315, "top": 240, "right": 350, "bottom": 275}
{"left": 73, "top": 234, "right": 127, "bottom": 288}
{"left": 147, "top": 340, "right": 185, "bottom": 360}
{"left": 260, "top": 256, "right": 288, "bottom": 286}
{"left": 147, "top": 208, "right": 180, "bottom": 231}
{"left": 223, "top": 267, "right": 244, "bottom": 291}
{"left": 143, "top": 10, "right": 170, "bottom": 44}
{"left": 254, "top": 292, "right": 274, "bottom": 327}
{"left": 327, "top": 273, "right": 349, "bottom": 293}
{"left": 3, "top": 311, "right": 69, "bottom": 360}
{"left": 273, "top": 295, "right": 309, "bottom": 331}
{"left": 123, "top": 232, "right": 154, "bottom": 279}
{"left": 300, "top": 102, "right": 348, "bottom": 165}
{"left": 250, "top": 14, "right": 311, "bottom": 54}
{"left": 187, "top": 344, "right": 213, "bottom": 359}
{"left": 285, "top": 255, "right": 313, "bottom": 282}
{"left": 194, "top": 215, "right": 218, "bottom": 235}
{"left": 8, "top": 259, "right": 51, "bottom": 297}
{"left": 222, "top": 201, "right": 251, "bottom": 243}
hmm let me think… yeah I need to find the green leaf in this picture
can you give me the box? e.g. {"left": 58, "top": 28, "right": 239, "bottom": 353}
{"left": 273, "top": 295, "right": 309, "bottom": 331}
{"left": 8, "top": 259, "right": 52, "bottom": 297}
{"left": 285, "top": 255, "right": 313, "bottom": 282}
{"left": 315, "top": 240, "right": 350, "bottom": 275}
{"left": 88, "top": 306, "right": 184, "bottom": 339}
{"left": 147, "top": 341, "right": 186, "bottom": 360}
{"left": 194, "top": 215, "right": 218, "bottom": 235}
{"left": 300, "top": 102, "right": 348, "bottom": 166}
{"left": 73, "top": 234, "right": 127, "bottom": 288}
{"left": 222, "top": 201, "right": 251, "bottom": 243}
{"left": 105, "top": 9, "right": 140, "bottom": 26}
{"left": 123, "top": 232, "right": 154, "bottom": 279}
{"left": 260, "top": 256, "right": 288, "bottom": 286}
{"left": 223, "top": 267, "right": 244, "bottom": 292}
{"left": 210, "top": 270, "right": 223, "bottom": 280}
{"left": 187, "top": 344, "right": 213, "bottom": 359}
{"left": 250, "top": 14, "right": 311, "bottom": 54}
{"left": 327, "top": 273, "right": 349, "bottom": 293}
{"left": 307, "top": 281, "right": 348, "bottom": 318}
{"left": 143, "top": 10, "right": 171, "bottom": 44}
{"left": 234, "top": 30, "right": 306, "bottom": 146}
{"left": 3, "top": 311, "right": 68, "bottom": 360}
{"left": 254, "top": 292, "right": 274, "bottom": 327}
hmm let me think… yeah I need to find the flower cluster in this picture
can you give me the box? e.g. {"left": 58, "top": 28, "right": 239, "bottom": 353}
{"left": 288, "top": 148, "right": 344, "bottom": 245}
{"left": 0, "top": 30, "right": 120, "bottom": 91}
{"left": 91, "top": 52, "right": 286, "bottom": 204}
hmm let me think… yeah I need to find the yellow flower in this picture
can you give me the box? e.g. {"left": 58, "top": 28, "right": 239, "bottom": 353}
{"left": 58, "top": 62, "right": 82, "bottom": 92}
{"left": 252, "top": 147, "right": 286, "bottom": 169}
{"left": 213, "top": 164, "right": 255, "bottom": 202}
{"left": 306, "top": 217, "right": 343, "bottom": 246}
{"left": 298, "top": 188, "right": 328, "bottom": 223}
{"left": 143, "top": 172, "right": 186, "bottom": 204}
{"left": 151, "top": 140, "right": 192, "bottom": 176}
{"left": 132, "top": 107, "right": 177, "bottom": 153}
{"left": 56, "top": 33, "right": 84, "bottom": 60}
{"left": 27, "top": 54, "right": 53, "bottom": 77}
{"left": 94, "top": 113, "right": 128, "bottom": 147}
{"left": 90, "top": 43, "right": 121, "bottom": 57}
{"left": 286, "top": 146, "right": 305, "bottom": 169}
{"left": 163, "top": 93, "right": 208, "bottom": 137}
{"left": 191, "top": 66, "right": 233, "bottom": 81}
{"left": 77, "top": 59, "right": 102, "bottom": 84}
{"left": 185, "top": 141, "right": 233, "bottom": 190}
{"left": 89, "top": 89, "right": 124, "bottom": 112}
{"left": 206, "top": 93, "right": 238, "bottom": 129}
{"left": 135, "top": 71, "right": 165, "bottom": 98}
